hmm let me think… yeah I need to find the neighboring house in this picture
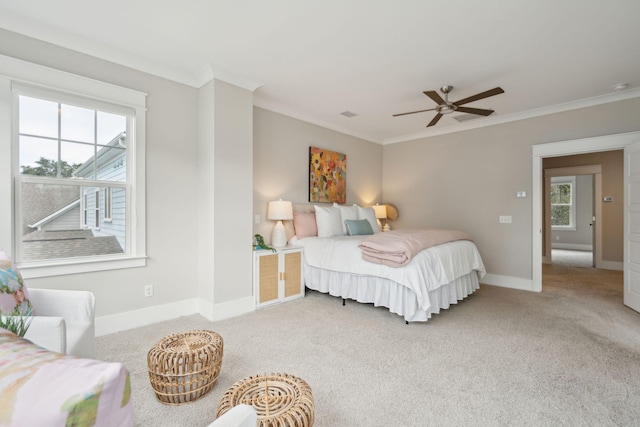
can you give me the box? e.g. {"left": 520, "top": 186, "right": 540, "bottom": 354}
{"left": 73, "top": 132, "right": 127, "bottom": 250}
{"left": 21, "top": 133, "right": 127, "bottom": 261}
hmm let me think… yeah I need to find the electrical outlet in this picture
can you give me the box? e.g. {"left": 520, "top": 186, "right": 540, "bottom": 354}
{"left": 144, "top": 284, "right": 153, "bottom": 297}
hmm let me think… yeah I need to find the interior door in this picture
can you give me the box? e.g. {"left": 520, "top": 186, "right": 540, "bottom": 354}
{"left": 624, "top": 141, "right": 640, "bottom": 313}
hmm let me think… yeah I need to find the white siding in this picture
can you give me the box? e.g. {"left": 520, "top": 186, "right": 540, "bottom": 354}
{"left": 41, "top": 206, "right": 81, "bottom": 231}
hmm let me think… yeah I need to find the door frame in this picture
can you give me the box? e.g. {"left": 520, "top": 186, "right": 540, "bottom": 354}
{"left": 532, "top": 131, "right": 640, "bottom": 292}
{"left": 543, "top": 166, "right": 601, "bottom": 267}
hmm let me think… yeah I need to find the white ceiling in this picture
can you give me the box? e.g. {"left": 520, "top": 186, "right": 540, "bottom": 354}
{"left": 1, "top": 0, "right": 639, "bottom": 144}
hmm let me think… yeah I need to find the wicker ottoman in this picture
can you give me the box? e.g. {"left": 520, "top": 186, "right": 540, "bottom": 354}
{"left": 147, "top": 330, "right": 223, "bottom": 405}
{"left": 217, "top": 373, "right": 314, "bottom": 426}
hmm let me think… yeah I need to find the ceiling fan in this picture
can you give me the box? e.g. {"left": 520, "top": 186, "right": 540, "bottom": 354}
{"left": 393, "top": 85, "right": 504, "bottom": 127}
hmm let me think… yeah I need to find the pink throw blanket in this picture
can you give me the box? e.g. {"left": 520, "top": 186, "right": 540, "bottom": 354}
{"left": 358, "top": 228, "right": 473, "bottom": 267}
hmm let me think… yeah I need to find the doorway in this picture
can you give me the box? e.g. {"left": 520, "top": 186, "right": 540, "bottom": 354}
{"left": 531, "top": 131, "right": 640, "bottom": 292}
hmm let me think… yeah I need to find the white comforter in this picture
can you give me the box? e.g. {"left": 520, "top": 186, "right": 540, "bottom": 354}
{"left": 298, "top": 235, "right": 485, "bottom": 312}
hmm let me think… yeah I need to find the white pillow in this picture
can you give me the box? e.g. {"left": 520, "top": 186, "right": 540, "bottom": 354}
{"left": 314, "top": 205, "right": 343, "bottom": 237}
{"left": 333, "top": 203, "right": 358, "bottom": 235}
{"left": 357, "top": 206, "right": 381, "bottom": 233}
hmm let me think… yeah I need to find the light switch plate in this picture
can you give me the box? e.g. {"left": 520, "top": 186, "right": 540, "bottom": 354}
{"left": 516, "top": 191, "right": 526, "bottom": 198}
{"left": 499, "top": 215, "right": 512, "bottom": 223}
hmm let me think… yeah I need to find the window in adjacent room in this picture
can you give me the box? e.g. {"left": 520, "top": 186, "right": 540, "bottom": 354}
{"left": 550, "top": 176, "right": 576, "bottom": 230}
{"left": 10, "top": 78, "right": 146, "bottom": 277}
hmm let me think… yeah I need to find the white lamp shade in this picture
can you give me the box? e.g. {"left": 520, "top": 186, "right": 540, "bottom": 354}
{"left": 372, "top": 204, "right": 387, "bottom": 219}
{"left": 268, "top": 200, "right": 293, "bottom": 220}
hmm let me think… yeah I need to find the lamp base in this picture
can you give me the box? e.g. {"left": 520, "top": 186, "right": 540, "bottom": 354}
{"left": 271, "top": 220, "right": 287, "bottom": 247}
{"left": 383, "top": 223, "right": 391, "bottom": 232}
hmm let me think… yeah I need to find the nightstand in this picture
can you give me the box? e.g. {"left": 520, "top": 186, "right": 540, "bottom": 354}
{"left": 253, "top": 246, "right": 304, "bottom": 309}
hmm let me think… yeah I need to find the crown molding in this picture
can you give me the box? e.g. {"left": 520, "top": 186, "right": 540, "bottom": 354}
{"left": 253, "top": 96, "right": 383, "bottom": 144}
{"left": 194, "top": 63, "right": 263, "bottom": 92}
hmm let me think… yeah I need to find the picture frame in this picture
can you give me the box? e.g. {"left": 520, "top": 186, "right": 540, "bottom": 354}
{"left": 309, "top": 146, "right": 346, "bottom": 204}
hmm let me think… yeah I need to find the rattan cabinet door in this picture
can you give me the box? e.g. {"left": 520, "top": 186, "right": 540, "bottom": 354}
{"left": 283, "top": 250, "right": 302, "bottom": 298}
{"left": 255, "top": 252, "right": 279, "bottom": 307}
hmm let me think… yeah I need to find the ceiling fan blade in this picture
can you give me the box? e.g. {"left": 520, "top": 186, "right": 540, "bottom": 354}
{"left": 455, "top": 106, "right": 495, "bottom": 116}
{"left": 427, "top": 113, "right": 443, "bottom": 127}
{"left": 454, "top": 87, "right": 504, "bottom": 106}
{"left": 393, "top": 108, "right": 437, "bottom": 117}
{"left": 423, "top": 90, "right": 445, "bottom": 105}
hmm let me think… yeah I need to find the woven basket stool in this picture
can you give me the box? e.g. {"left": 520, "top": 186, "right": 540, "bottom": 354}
{"left": 147, "top": 330, "right": 223, "bottom": 405}
{"left": 217, "top": 373, "right": 314, "bottom": 426}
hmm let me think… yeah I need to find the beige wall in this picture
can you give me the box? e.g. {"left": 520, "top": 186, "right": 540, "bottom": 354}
{"left": 0, "top": 29, "right": 201, "bottom": 319}
{"left": 212, "top": 80, "right": 254, "bottom": 304}
{"left": 543, "top": 151, "right": 623, "bottom": 262}
{"left": 253, "top": 107, "right": 383, "bottom": 243}
{"left": 383, "top": 97, "right": 640, "bottom": 281}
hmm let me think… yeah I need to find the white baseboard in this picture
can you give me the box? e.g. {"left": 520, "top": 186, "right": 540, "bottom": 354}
{"left": 95, "top": 298, "right": 200, "bottom": 336}
{"left": 198, "top": 296, "right": 255, "bottom": 322}
{"left": 95, "top": 296, "right": 256, "bottom": 336}
{"left": 552, "top": 243, "right": 593, "bottom": 251}
{"left": 598, "top": 260, "right": 623, "bottom": 271}
{"left": 481, "top": 273, "right": 535, "bottom": 292}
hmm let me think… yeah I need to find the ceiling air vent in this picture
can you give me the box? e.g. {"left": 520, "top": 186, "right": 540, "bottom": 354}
{"left": 339, "top": 111, "right": 358, "bottom": 118}
{"left": 453, "top": 113, "right": 482, "bottom": 123}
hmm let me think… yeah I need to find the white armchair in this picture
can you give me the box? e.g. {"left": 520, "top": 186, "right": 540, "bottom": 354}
{"left": 23, "top": 288, "right": 96, "bottom": 358}
{"left": 208, "top": 405, "right": 257, "bottom": 427}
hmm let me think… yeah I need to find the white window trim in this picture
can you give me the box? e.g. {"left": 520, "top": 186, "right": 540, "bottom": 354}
{"left": 551, "top": 176, "right": 577, "bottom": 231}
{"left": 0, "top": 54, "right": 147, "bottom": 278}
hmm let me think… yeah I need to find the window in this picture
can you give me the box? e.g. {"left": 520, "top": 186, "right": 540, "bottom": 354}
{"left": 4, "top": 65, "right": 147, "bottom": 278}
{"left": 550, "top": 176, "right": 576, "bottom": 230}
{"left": 104, "top": 187, "right": 113, "bottom": 222}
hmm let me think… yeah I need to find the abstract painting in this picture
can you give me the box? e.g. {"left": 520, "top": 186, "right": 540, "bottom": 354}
{"left": 309, "top": 146, "right": 346, "bottom": 204}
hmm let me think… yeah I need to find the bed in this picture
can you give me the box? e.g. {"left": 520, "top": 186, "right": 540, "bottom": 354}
{"left": 289, "top": 204, "right": 486, "bottom": 323}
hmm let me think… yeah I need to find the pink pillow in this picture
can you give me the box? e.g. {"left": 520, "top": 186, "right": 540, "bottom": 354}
{"left": 293, "top": 212, "right": 318, "bottom": 238}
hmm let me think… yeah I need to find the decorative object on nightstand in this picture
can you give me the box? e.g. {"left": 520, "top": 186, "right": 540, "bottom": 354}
{"left": 253, "top": 247, "right": 304, "bottom": 308}
{"left": 385, "top": 203, "right": 399, "bottom": 231}
{"left": 268, "top": 199, "right": 293, "bottom": 248}
{"left": 372, "top": 204, "right": 388, "bottom": 231}
{"left": 253, "top": 234, "right": 275, "bottom": 252}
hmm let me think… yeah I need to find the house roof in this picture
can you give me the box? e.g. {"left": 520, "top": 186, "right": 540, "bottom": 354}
{"left": 0, "top": 2, "right": 639, "bottom": 143}
{"left": 21, "top": 230, "right": 124, "bottom": 262}
{"left": 20, "top": 184, "right": 80, "bottom": 234}
{"left": 28, "top": 199, "right": 80, "bottom": 229}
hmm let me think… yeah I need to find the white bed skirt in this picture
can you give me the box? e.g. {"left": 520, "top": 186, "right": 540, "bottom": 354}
{"left": 304, "top": 263, "right": 480, "bottom": 322}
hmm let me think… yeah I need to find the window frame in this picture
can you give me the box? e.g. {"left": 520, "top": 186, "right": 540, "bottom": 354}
{"left": 2, "top": 56, "right": 147, "bottom": 279}
{"left": 550, "top": 176, "right": 576, "bottom": 231}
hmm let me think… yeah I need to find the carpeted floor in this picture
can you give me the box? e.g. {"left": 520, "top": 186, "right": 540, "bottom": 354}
{"left": 96, "top": 267, "right": 640, "bottom": 426}
{"left": 551, "top": 249, "right": 593, "bottom": 268}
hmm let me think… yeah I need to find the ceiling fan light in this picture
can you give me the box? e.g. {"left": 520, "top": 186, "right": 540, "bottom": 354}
{"left": 436, "top": 104, "right": 457, "bottom": 114}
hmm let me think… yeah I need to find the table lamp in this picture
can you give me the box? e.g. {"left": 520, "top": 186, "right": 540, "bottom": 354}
{"left": 268, "top": 199, "right": 293, "bottom": 247}
{"left": 372, "top": 204, "right": 388, "bottom": 231}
